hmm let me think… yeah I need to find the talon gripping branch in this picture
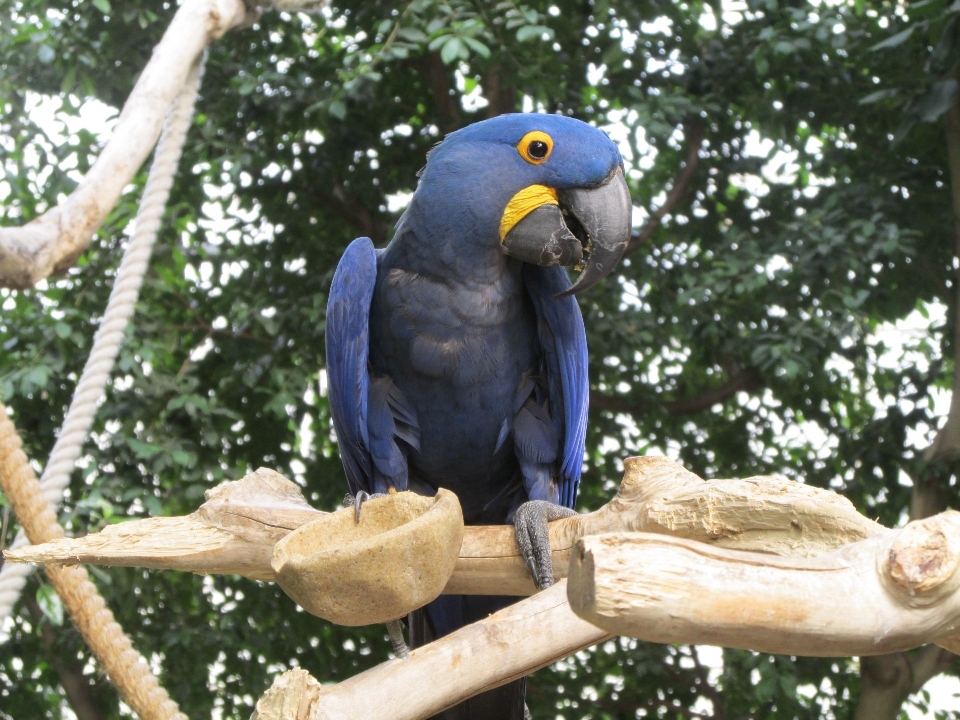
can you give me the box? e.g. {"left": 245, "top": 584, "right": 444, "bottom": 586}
{"left": 325, "top": 113, "right": 631, "bottom": 720}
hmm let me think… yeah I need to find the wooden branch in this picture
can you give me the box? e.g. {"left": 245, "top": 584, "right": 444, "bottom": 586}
{"left": 251, "top": 580, "right": 611, "bottom": 720}
{"left": 567, "top": 511, "right": 960, "bottom": 657}
{"left": 0, "top": 0, "right": 254, "bottom": 290}
{"left": 591, "top": 365, "right": 765, "bottom": 417}
{"left": 6, "top": 468, "right": 322, "bottom": 582}
{"left": 5, "top": 457, "right": 882, "bottom": 597}
{"left": 10, "top": 455, "right": 957, "bottom": 717}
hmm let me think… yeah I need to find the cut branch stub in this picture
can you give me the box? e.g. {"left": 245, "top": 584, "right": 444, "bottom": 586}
{"left": 567, "top": 514, "right": 960, "bottom": 657}
{"left": 881, "top": 511, "right": 960, "bottom": 607}
{"left": 250, "top": 667, "right": 322, "bottom": 720}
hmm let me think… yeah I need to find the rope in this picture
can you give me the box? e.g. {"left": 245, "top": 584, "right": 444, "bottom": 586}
{"left": 0, "top": 53, "right": 204, "bottom": 637}
{"left": 0, "top": 402, "right": 188, "bottom": 720}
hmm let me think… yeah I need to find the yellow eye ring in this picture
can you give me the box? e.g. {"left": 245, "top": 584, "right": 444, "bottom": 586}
{"left": 517, "top": 131, "right": 553, "bottom": 165}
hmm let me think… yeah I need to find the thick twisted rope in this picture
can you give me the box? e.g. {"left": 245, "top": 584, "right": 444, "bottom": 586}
{"left": 0, "top": 55, "right": 205, "bottom": 630}
{"left": 0, "top": 402, "right": 188, "bottom": 720}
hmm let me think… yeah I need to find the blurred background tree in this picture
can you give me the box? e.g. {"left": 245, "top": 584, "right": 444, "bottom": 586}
{"left": 2, "top": 0, "right": 960, "bottom": 717}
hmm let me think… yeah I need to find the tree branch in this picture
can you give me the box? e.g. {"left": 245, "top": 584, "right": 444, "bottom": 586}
{"left": 305, "top": 181, "right": 387, "bottom": 245}
{"left": 626, "top": 117, "right": 705, "bottom": 255}
{"left": 409, "top": 52, "right": 462, "bottom": 133}
{"left": 909, "top": 643, "right": 956, "bottom": 693}
{"left": 0, "top": 0, "right": 254, "bottom": 289}
{"left": 924, "top": 89, "right": 960, "bottom": 464}
{"left": 482, "top": 67, "right": 517, "bottom": 118}
{"left": 590, "top": 365, "right": 764, "bottom": 417}
{"left": 854, "top": 85, "right": 960, "bottom": 720}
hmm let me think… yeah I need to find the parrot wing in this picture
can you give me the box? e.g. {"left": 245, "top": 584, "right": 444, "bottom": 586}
{"left": 326, "top": 237, "right": 419, "bottom": 496}
{"left": 326, "top": 237, "right": 377, "bottom": 496}
{"left": 523, "top": 264, "right": 589, "bottom": 510}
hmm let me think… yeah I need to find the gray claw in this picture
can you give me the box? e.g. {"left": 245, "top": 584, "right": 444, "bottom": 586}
{"left": 513, "top": 500, "right": 577, "bottom": 589}
{"left": 387, "top": 619, "right": 410, "bottom": 659}
{"left": 344, "top": 490, "right": 386, "bottom": 523}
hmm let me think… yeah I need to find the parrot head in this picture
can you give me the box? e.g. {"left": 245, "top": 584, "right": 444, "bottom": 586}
{"left": 410, "top": 113, "right": 632, "bottom": 294}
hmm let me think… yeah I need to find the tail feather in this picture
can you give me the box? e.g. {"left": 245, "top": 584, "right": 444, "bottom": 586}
{"left": 409, "top": 595, "right": 528, "bottom": 720}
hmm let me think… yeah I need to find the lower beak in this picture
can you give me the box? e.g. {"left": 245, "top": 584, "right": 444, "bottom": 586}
{"left": 500, "top": 168, "right": 631, "bottom": 295}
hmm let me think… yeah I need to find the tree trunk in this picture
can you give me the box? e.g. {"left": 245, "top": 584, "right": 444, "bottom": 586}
{"left": 853, "top": 83, "right": 960, "bottom": 720}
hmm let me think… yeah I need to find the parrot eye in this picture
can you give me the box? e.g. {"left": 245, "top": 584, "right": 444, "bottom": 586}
{"left": 517, "top": 131, "right": 553, "bottom": 165}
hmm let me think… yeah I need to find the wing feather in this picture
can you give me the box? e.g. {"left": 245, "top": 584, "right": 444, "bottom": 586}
{"left": 523, "top": 264, "right": 589, "bottom": 510}
{"left": 325, "top": 238, "right": 378, "bottom": 495}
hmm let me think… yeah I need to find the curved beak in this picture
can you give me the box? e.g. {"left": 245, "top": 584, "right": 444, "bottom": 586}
{"left": 500, "top": 168, "right": 631, "bottom": 295}
{"left": 556, "top": 167, "right": 631, "bottom": 295}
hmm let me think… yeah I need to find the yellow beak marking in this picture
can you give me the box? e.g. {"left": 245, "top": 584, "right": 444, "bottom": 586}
{"left": 499, "top": 184, "right": 559, "bottom": 242}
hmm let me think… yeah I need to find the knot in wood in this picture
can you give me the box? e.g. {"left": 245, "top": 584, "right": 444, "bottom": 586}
{"left": 884, "top": 513, "right": 960, "bottom": 604}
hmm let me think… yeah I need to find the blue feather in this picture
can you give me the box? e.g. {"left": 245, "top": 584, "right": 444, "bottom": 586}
{"left": 326, "top": 238, "right": 419, "bottom": 496}
{"left": 524, "top": 264, "right": 589, "bottom": 510}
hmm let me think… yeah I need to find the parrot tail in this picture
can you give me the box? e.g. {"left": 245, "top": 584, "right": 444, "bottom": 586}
{"left": 409, "top": 595, "right": 528, "bottom": 720}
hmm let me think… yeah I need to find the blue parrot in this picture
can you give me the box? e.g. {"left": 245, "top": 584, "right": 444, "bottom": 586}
{"left": 325, "top": 113, "right": 631, "bottom": 719}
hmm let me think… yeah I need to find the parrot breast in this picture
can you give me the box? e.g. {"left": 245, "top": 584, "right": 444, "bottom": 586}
{"left": 369, "top": 251, "right": 538, "bottom": 523}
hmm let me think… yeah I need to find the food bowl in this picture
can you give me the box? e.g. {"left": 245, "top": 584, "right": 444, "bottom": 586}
{"left": 271, "top": 489, "right": 464, "bottom": 626}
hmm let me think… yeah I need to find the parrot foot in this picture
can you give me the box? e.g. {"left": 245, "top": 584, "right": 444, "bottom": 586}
{"left": 386, "top": 619, "right": 410, "bottom": 659}
{"left": 344, "top": 493, "right": 412, "bottom": 658}
{"left": 512, "top": 500, "right": 577, "bottom": 590}
{"left": 343, "top": 490, "right": 388, "bottom": 523}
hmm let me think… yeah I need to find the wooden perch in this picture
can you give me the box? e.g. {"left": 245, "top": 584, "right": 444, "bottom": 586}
{"left": 6, "top": 468, "right": 322, "bottom": 581}
{"left": 252, "top": 580, "right": 612, "bottom": 720}
{"left": 5, "top": 457, "right": 883, "bottom": 595}
{"left": 0, "top": 0, "right": 253, "bottom": 289}
{"left": 567, "top": 512, "right": 960, "bottom": 657}
{"left": 11, "top": 455, "right": 960, "bottom": 719}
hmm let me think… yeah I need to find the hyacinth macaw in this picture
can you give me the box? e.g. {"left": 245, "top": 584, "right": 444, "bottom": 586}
{"left": 326, "top": 113, "right": 630, "bottom": 720}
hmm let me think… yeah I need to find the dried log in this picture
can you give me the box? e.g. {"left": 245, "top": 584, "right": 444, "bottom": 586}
{"left": 0, "top": 0, "right": 254, "bottom": 289}
{"left": 250, "top": 510, "right": 960, "bottom": 720}
{"left": 567, "top": 512, "right": 960, "bottom": 656}
{"left": 5, "top": 456, "right": 883, "bottom": 595}
{"left": 251, "top": 581, "right": 611, "bottom": 720}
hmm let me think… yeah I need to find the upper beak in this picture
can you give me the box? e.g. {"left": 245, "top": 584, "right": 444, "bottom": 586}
{"left": 500, "top": 168, "right": 631, "bottom": 294}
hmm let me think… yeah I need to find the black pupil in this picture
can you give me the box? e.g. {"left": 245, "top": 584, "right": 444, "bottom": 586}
{"left": 528, "top": 140, "right": 548, "bottom": 159}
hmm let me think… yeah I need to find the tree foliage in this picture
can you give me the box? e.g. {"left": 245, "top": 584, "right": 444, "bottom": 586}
{"left": 2, "top": 0, "right": 960, "bottom": 718}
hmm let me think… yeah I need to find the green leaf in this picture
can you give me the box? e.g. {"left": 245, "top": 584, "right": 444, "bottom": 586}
{"left": 128, "top": 438, "right": 163, "bottom": 459}
{"left": 462, "top": 37, "right": 491, "bottom": 58}
{"left": 916, "top": 79, "right": 959, "bottom": 122}
{"left": 36, "top": 586, "right": 64, "bottom": 626}
{"left": 871, "top": 25, "right": 915, "bottom": 51}
{"left": 440, "top": 37, "right": 465, "bottom": 64}
{"left": 859, "top": 88, "right": 898, "bottom": 105}
{"left": 428, "top": 34, "right": 450, "bottom": 51}
{"left": 328, "top": 100, "right": 346, "bottom": 119}
{"left": 398, "top": 27, "right": 428, "bottom": 43}
{"left": 516, "top": 25, "right": 550, "bottom": 42}
{"left": 93, "top": 0, "right": 112, "bottom": 14}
